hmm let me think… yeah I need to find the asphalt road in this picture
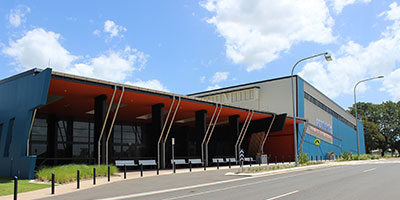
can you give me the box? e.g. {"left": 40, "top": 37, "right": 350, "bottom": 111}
{"left": 45, "top": 159, "right": 400, "bottom": 200}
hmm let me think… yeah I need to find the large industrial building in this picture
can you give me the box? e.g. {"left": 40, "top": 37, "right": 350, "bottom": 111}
{"left": 190, "top": 75, "right": 365, "bottom": 160}
{"left": 0, "top": 68, "right": 364, "bottom": 179}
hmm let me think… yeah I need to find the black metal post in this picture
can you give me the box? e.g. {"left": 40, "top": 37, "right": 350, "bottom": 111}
{"left": 189, "top": 161, "right": 192, "bottom": 172}
{"left": 173, "top": 162, "right": 176, "bottom": 174}
{"left": 93, "top": 168, "right": 96, "bottom": 185}
{"left": 204, "top": 162, "right": 206, "bottom": 171}
{"left": 250, "top": 160, "right": 252, "bottom": 167}
{"left": 51, "top": 173, "right": 55, "bottom": 194}
{"left": 124, "top": 165, "right": 126, "bottom": 179}
{"left": 229, "top": 161, "right": 231, "bottom": 168}
{"left": 140, "top": 164, "right": 143, "bottom": 177}
{"left": 157, "top": 166, "right": 159, "bottom": 175}
{"left": 108, "top": 166, "right": 110, "bottom": 182}
{"left": 14, "top": 176, "right": 17, "bottom": 200}
{"left": 77, "top": 170, "right": 80, "bottom": 189}
{"left": 217, "top": 160, "right": 219, "bottom": 170}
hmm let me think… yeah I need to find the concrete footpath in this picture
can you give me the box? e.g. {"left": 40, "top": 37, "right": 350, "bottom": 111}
{"left": 1, "top": 159, "right": 394, "bottom": 200}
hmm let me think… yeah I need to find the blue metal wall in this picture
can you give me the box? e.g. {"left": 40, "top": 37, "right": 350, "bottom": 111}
{"left": 297, "top": 76, "right": 365, "bottom": 158}
{"left": 0, "top": 68, "right": 51, "bottom": 178}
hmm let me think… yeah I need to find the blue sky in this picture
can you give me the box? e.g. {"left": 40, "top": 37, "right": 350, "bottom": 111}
{"left": 1, "top": 0, "right": 400, "bottom": 110}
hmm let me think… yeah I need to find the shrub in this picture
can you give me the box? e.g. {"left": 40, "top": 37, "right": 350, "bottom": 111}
{"left": 341, "top": 152, "right": 351, "bottom": 160}
{"left": 36, "top": 164, "right": 118, "bottom": 184}
{"left": 298, "top": 152, "right": 309, "bottom": 164}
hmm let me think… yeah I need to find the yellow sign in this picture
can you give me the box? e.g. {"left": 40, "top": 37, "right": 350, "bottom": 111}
{"left": 314, "top": 139, "right": 321, "bottom": 146}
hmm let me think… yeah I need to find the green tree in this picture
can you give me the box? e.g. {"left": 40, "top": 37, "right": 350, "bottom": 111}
{"left": 362, "top": 120, "right": 384, "bottom": 153}
{"left": 348, "top": 101, "right": 400, "bottom": 156}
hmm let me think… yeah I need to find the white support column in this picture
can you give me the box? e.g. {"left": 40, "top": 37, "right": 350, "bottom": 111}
{"left": 106, "top": 87, "right": 125, "bottom": 165}
{"left": 201, "top": 104, "right": 218, "bottom": 165}
{"left": 205, "top": 105, "right": 222, "bottom": 166}
{"left": 27, "top": 108, "right": 37, "bottom": 156}
{"left": 235, "top": 111, "right": 251, "bottom": 161}
{"left": 162, "top": 97, "right": 181, "bottom": 168}
{"left": 259, "top": 114, "right": 276, "bottom": 154}
{"left": 98, "top": 86, "right": 117, "bottom": 165}
{"left": 157, "top": 96, "right": 175, "bottom": 170}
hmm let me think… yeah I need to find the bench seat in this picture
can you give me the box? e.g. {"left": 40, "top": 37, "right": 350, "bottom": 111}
{"left": 138, "top": 160, "right": 157, "bottom": 166}
{"left": 171, "top": 159, "right": 187, "bottom": 165}
{"left": 188, "top": 158, "right": 203, "bottom": 165}
{"left": 115, "top": 160, "right": 137, "bottom": 166}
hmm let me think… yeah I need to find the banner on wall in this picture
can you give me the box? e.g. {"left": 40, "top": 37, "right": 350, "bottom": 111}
{"left": 308, "top": 124, "right": 333, "bottom": 144}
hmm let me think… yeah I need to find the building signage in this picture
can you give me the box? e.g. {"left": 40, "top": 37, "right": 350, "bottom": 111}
{"left": 308, "top": 125, "right": 333, "bottom": 144}
{"left": 316, "top": 119, "right": 332, "bottom": 133}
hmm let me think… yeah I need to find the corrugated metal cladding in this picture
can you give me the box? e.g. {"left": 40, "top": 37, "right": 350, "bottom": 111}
{"left": 299, "top": 77, "right": 364, "bottom": 157}
{"left": 0, "top": 68, "right": 52, "bottom": 179}
{"left": 193, "top": 76, "right": 365, "bottom": 158}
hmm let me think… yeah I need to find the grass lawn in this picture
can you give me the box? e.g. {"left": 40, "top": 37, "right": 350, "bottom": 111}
{"left": 238, "top": 161, "right": 324, "bottom": 173}
{"left": 0, "top": 177, "right": 50, "bottom": 196}
{"left": 36, "top": 164, "right": 118, "bottom": 184}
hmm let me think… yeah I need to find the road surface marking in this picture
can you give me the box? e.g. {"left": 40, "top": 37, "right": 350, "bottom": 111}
{"left": 266, "top": 190, "right": 299, "bottom": 200}
{"left": 98, "top": 167, "right": 339, "bottom": 200}
{"left": 363, "top": 168, "right": 376, "bottom": 173}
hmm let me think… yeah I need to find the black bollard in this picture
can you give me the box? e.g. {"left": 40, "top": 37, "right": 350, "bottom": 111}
{"left": 250, "top": 160, "right": 252, "bottom": 167}
{"left": 14, "top": 176, "right": 17, "bottom": 200}
{"left": 189, "top": 161, "right": 192, "bottom": 172}
{"left": 77, "top": 170, "right": 80, "bottom": 189}
{"left": 229, "top": 160, "right": 231, "bottom": 168}
{"left": 140, "top": 164, "right": 143, "bottom": 177}
{"left": 217, "top": 160, "right": 219, "bottom": 170}
{"left": 173, "top": 162, "right": 176, "bottom": 174}
{"left": 204, "top": 162, "right": 206, "bottom": 171}
{"left": 157, "top": 166, "right": 159, "bottom": 175}
{"left": 124, "top": 165, "right": 127, "bottom": 179}
{"left": 93, "top": 168, "right": 96, "bottom": 185}
{"left": 51, "top": 173, "right": 55, "bottom": 194}
{"left": 108, "top": 166, "right": 110, "bottom": 182}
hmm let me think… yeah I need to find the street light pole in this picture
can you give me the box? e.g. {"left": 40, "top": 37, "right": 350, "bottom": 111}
{"left": 291, "top": 52, "right": 332, "bottom": 166}
{"left": 353, "top": 76, "right": 384, "bottom": 155}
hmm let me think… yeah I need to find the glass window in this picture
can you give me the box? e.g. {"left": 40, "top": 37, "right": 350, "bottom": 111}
{"left": 73, "top": 144, "right": 88, "bottom": 157}
{"left": 30, "top": 143, "right": 47, "bottom": 157}
{"left": 122, "top": 125, "right": 135, "bottom": 145}
{"left": 57, "top": 120, "right": 68, "bottom": 143}
{"left": 31, "top": 119, "right": 47, "bottom": 141}
{"left": 73, "top": 121, "right": 89, "bottom": 143}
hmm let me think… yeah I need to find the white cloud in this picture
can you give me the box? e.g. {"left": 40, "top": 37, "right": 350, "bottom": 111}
{"left": 330, "top": 0, "right": 371, "bottom": 14}
{"left": 382, "top": 68, "right": 400, "bottom": 100}
{"left": 2, "top": 28, "right": 148, "bottom": 83}
{"left": 125, "top": 80, "right": 169, "bottom": 92}
{"left": 201, "top": 0, "right": 335, "bottom": 71}
{"left": 299, "top": 2, "right": 400, "bottom": 100}
{"left": 8, "top": 5, "right": 30, "bottom": 27}
{"left": 69, "top": 46, "right": 148, "bottom": 82}
{"left": 200, "top": 76, "right": 206, "bottom": 83}
{"left": 104, "top": 20, "right": 127, "bottom": 38}
{"left": 206, "top": 84, "right": 221, "bottom": 91}
{"left": 2, "top": 28, "right": 76, "bottom": 72}
{"left": 210, "top": 72, "right": 229, "bottom": 84}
